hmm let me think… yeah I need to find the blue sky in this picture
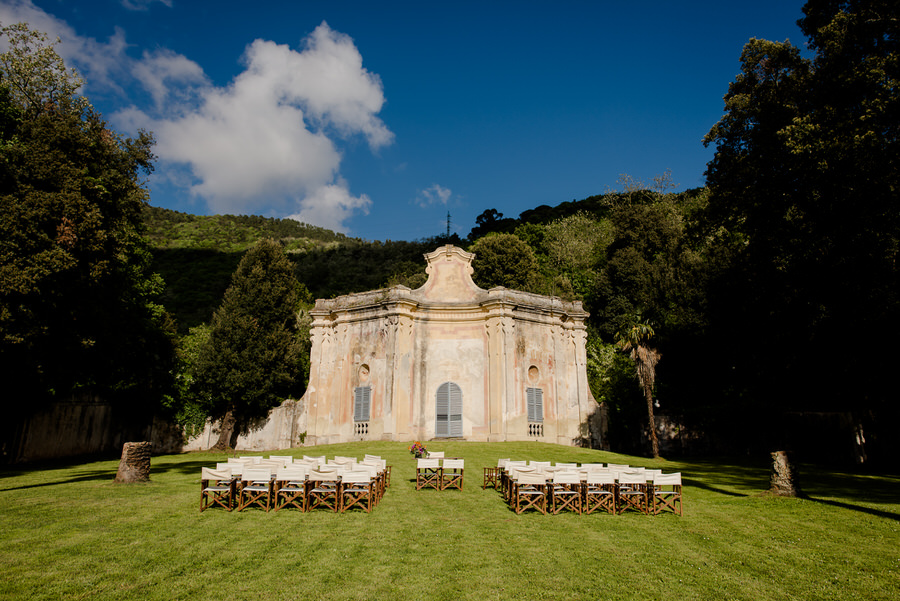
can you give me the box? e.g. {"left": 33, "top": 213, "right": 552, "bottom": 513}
{"left": 1, "top": 0, "right": 810, "bottom": 241}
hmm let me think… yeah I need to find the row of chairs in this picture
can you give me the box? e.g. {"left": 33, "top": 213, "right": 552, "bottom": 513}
{"left": 415, "top": 458, "right": 465, "bottom": 491}
{"left": 200, "top": 454, "right": 390, "bottom": 513}
{"left": 488, "top": 459, "right": 683, "bottom": 516}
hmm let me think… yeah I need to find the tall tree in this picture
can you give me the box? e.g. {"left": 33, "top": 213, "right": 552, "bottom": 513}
{"left": 0, "top": 23, "right": 174, "bottom": 418}
{"left": 193, "top": 239, "right": 304, "bottom": 449}
{"left": 615, "top": 315, "right": 661, "bottom": 458}
{"left": 702, "top": 0, "right": 899, "bottom": 453}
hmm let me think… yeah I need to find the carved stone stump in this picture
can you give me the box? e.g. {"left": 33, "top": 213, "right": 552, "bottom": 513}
{"left": 114, "top": 441, "right": 152, "bottom": 483}
{"left": 768, "top": 450, "right": 803, "bottom": 497}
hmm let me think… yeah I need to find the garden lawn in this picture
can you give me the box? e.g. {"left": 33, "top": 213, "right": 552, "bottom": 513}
{"left": 1, "top": 441, "right": 897, "bottom": 600}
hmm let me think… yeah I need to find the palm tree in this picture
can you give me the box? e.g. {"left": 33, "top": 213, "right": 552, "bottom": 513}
{"left": 615, "top": 315, "right": 661, "bottom": 458}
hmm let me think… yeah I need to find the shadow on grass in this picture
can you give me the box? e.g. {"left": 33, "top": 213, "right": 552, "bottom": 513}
{"left": 0, "top": 457, "right": 215, "bottom": 492}
{"left": 673, "top": 456, "right": 770, "bottom": 497}
{"left": 801, "top": 466, "right": 900, "bottom": 521}
{"left": 0, "top": 468, "right": 117, "bottom": 492}
{"left": 682, "top": 477, "right": 749, "bottom": 497}
{"left": 154, "top": 458, "right": 232, "bottom": 476}
{"left": 806, "top": 496, "right": 900, "bottom": 522}
{"left": 677, "top": 456, "right": 900, "bottom": 521}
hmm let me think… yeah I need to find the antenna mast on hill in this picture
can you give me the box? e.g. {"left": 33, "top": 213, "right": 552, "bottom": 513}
{"left": 446, "top": 211, "right": 451, "bottom": 239}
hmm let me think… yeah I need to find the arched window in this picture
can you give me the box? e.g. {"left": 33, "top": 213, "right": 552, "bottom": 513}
{"left": 435, "top": 382, "right": 462, "bottom": 438}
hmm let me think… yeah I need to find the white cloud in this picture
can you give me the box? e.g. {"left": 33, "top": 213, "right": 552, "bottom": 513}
{"left": 1, "top": 5, "right": 392, "bottom": 232}
{"left": 151, "top": 87, "right": 341, "bottom": 214}
{"left": 286, "top": 182, "right": 371, "bottom": 234}
{"left": 124, "top": 22, "right": 391, "bottom": 229}
{"left": 237, "top": 29, "right": 393, "bottom": 150}
{"left": 415, "top": 184, "right": 452, "bottom": 208}
{"left": 131, "top": 48, "right": 208, "bottom": 109}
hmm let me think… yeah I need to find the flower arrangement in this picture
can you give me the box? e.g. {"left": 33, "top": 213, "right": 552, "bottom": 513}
{"left": 408, "top": 441, "right": 428, "bottom": 458}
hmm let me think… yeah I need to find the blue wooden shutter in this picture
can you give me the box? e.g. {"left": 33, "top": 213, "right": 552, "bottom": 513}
{"left": 436, "top": 383, "right": 449, "bottom": 437}
{"left": 448, "top": 383, "right": 463, "bottom": 437}
{"left": 354, "top": 386, "right": 371, "bottom": 421}
{"left": 527, "top": 387, "right": 543, "bottom": 422}
{"left": 436, "top": 382, "right": 462, "bottom": 437}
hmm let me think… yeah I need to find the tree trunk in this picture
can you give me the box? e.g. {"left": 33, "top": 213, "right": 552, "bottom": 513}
{"left": 213, "top": 410, "right": 236, "bottom": 451}
{"left": 769, "top": 450, "right": 803, "bottom": 497}
{"left": 644, "top": 386, "right": 660, "bottom": 458}
{"left": 114, "top": 441, "right": 151, "bottom": 483}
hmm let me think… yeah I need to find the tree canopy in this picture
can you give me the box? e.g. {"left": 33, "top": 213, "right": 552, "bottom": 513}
{"left": 0, "top": 23, "right": 174, "bottom": 415}
{"left": 192, "top": 238, "right": 306, "bottom": 449}
{"left": 469, "top": 233, "right": 542, "bottom": 293}
{"left": 702, "top": 0, "right": 899, "bottom": 427}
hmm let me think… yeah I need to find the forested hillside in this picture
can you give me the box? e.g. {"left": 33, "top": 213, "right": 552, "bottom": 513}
{"left": 144, "top": 205, "right": 451, "bottom": 331}
{"left": 143, "top": 190, "right": 692, "bottom": 332}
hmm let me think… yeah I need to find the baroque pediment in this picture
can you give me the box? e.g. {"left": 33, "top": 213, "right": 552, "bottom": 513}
{"left": 414, "top": 245, "right": 481, "bottom": 303}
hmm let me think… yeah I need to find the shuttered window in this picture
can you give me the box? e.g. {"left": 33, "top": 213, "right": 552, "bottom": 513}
{"left": 435, "top": 382, "right": 463, "bottom": 437}
{"left": 354, "top": 386, "right": 371, "bottom": 422}
{"left": 527, "top": 387, "right": 543, "bottom": 423}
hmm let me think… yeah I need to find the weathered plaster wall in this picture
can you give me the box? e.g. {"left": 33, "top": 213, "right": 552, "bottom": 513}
{"left": 180, "top": 399, "right": 305, "bottom": 452}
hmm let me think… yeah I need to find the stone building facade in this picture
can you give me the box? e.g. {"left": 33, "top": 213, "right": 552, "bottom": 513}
{"left": 299, "top": 245, "right": 598, "bottom": 446}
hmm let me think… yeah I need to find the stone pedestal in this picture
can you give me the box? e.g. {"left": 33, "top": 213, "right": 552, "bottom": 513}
{"left": 114, "top": 441, "right": 151, "bottom": 483}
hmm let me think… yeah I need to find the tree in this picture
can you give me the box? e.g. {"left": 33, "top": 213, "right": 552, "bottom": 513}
{"left": 543, "top": 212, "right": 612, "bottom": 299}
{"left": 591, "top": 180, "right": 705, "bottom": 342}
{"left": 468, "top": 233, "right": 542, "bottom": 292}
{"left": 193, "top": 239, "right": 305, "bottom": 449}
{"left": 468, "top": 208, "right": 517, "bottom": 240}
{"left": 0, "top": 23, "right": 84, "bottom": 117}
{"left": 701, "top": 0, "right": 899, "bottom": 457}
{"left": 615, "top": 315, "right": 661, "bottom": 458}
{"left": 0, "top": 23, "right": 174, "bottom": 417}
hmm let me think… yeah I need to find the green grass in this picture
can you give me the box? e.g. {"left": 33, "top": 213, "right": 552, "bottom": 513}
{"left": 1, "top": 442, "right": 897, "bottom": 600}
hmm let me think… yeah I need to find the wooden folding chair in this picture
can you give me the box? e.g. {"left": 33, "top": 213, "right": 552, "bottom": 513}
{"left": 416, "top": 458, "right": 441, "bottom": 490}
{"left": 441, "top": 459, "right": 464, "bottom": 491}
{"left": 550, "top": 471, "right": 582, "bottom": 514}
{"left": 616, "top": 473, "right": 650, "bottom": 514}
{"left": 307, "top": 469, "right": 340, "bottom": 512}
{"left": 274, "top": 466, "right": 309, "bottom": 511}
{"left": 360, "top": 460, "right": 386, "bottom": 500}
{"left": 340, "top": 470, "right": 377, "bottom": 513}
{"left": 200, "top": 467, "right": 235, "bottom": 512}
{"left": 651, "top": 472, "right": 683, "bottom": 516}
{"left": 584, "top": 472, "right": 616, "bottom": 515}
{"left": 237, "top": 468, "right": 273, "bottom": 512}
{"left": 483, "top": 458, "right": 508, "bottom": 489}
{"left": 502, "top": 461, "right": 527, "bottom": 501}
{"left": 514, "top": 472, "right": 549, "bottom": 514}
{"left": 363, "top": 455, "right": 391, "bottom": 489}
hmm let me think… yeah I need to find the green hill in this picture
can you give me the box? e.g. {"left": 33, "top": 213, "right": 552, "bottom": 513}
{"left": 143, "top": 206, "right": 444, "bottom": 331}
